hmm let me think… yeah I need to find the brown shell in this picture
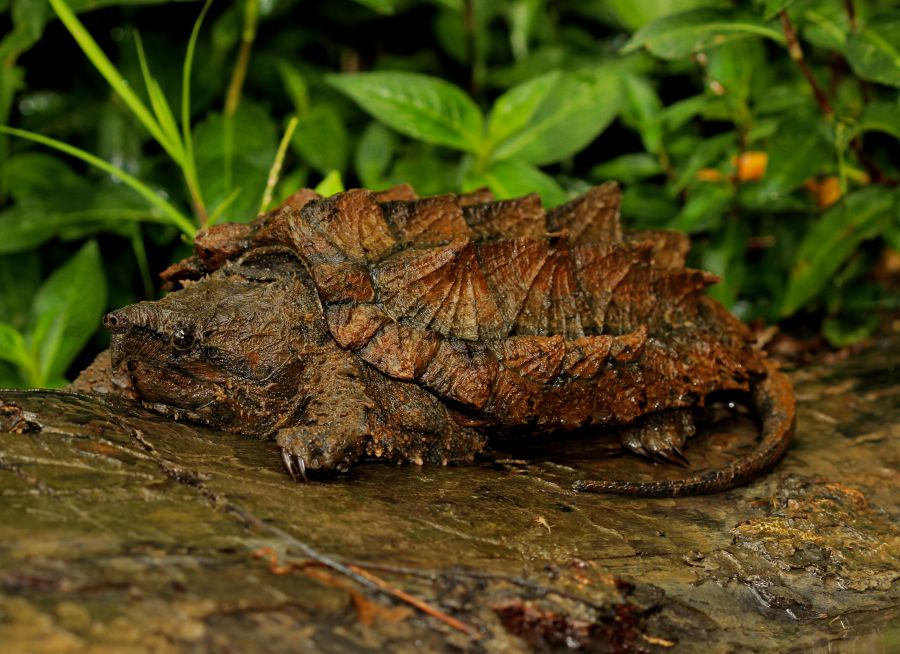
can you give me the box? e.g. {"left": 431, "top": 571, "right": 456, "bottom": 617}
{"left": 159, "top": 182, "right": 765, "bottom": 431}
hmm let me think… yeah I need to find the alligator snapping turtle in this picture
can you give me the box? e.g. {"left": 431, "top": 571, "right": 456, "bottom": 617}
{"left": 75, "top": 182, "right": 795, "bottom": 496}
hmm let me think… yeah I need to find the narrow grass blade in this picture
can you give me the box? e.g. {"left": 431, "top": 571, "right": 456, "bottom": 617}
{"left": 133, "top": 32, "right": 183, "bottom": 162}
{"left": 181, "top": 0, "right": 215, "bottom": 221}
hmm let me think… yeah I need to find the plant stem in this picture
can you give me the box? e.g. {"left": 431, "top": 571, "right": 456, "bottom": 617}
{"left": 225, "top": 0, "right": 260, "bottom": 116}
{"left": 222, "top": 0, "right": 260, "bottom": 216}
{"left": 259, "top": 116, "right": 298, "bottom": 214}
{"left": 843, "top": 0, "right": 857, "bottom": 32}
{"left": 779, "top": 10, "right": 833, "bottom": 115}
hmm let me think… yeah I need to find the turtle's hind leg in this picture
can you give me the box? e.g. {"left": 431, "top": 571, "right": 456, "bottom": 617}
{"left": 620, "top": 410, "right": 695, "bottom": 467}
{"left": 575, "top": 360, "right": 796, "bottom": 497}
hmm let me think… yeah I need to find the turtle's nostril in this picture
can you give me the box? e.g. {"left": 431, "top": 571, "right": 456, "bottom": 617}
{"left": 103, "top": 311, "right": 128, "bottom": 332}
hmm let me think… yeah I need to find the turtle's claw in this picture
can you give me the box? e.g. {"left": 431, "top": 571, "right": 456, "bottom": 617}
{"left": 281, "top": 448, "right": 297, "bottom": 481}
{"left": 294, "top": 454, "right": 308, "bottom": 483}
{"left": 280, "top": 448, "right": 309, "bottom": 483}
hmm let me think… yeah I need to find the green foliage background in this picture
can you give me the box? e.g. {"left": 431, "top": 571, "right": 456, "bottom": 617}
{"left": 1, "top": 0, "right": 898, "bottom": 388}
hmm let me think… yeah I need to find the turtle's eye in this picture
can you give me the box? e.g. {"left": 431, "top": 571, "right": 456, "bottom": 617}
{"left": 172, "top": 327, "right": 195, "bottom": 350}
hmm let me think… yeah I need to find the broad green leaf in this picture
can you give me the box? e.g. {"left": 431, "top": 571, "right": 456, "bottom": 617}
{"left": 30, "top": 240, "right": 106, "bottom": 385}
{"left": 662, "top": 94, "right": 709, "bottom": 130}
{"left": 327, "top": 72, "right": 484, "bottom": 152}
{"left": 355, "top": 122, "right": 396, "bottom": 188}
{"left": 485, "top": 71, "right": 562, "bottom": 150}
{"left": 621, "top": 74, "right": 663, "bottom": 154}
{"left": 845, "top": 17, "right": 900, "bottom": 87}
{"left": 573, "top": 0, "right": 728, "bottom": 32}
{"left": 194, "top": 103, "right": 277, "bottom": 222}
{"left": 742, "top": 113, "right": 831, "bottom": 206}
{"left": 0, "top": 322, "right": 28, "bottom": 368}
{"left": 705, "top": 38, "right": 765, "bottom": 105}
{"left": 3, "top": 153, "right": 83, "bottom": 201}
{"left": 781, "top": 186, "right": 895, "bottom": 316}
{"left": 314, "top": 171, "right": 344, "bottom": 197}
{"left": 852, "top": 102, "right": 900, "bottom": 141}
{"left": 623, "top": 9, "right": 785, "bottom": 60}
{"left": 621, "top": 184, "right": 680, "bottom": 228}
{"left": 278, "top": 61, "right": 310, "bottom": 114}
{"left": 490, "top": 68, "right": 622, "bottom": 166}
{"left": 801, "top": 3, "right": 850, "bottom": 53}
{"left": 384, "top": 150, "right": 461, "bottom": 197}
{"left": 0, "top": 252, "right": 40, "bottom": 330}
{"left": 464, "top": 159, "right": 567, "bottom": 208}
{"left": 702, "top": 216, "right": 747, "bottom": 308}
{"left": 590, "top": 153, "right": 664, "bottom": 184}
{"left": 0, "top": 0, "right": 50, "bottom": 62}
{"left": 670, "top": 183, "right": 732, "bottom": 233}
{"left": 291, "top": 105, "right": 350, "bottom": 176}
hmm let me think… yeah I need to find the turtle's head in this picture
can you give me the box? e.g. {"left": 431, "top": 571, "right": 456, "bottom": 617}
{"left": 105, "top": 249, "right": 325, "bottom": 436}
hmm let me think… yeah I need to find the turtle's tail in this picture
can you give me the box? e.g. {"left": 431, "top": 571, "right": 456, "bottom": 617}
{"left": 573, "top": 360, "right": 796, "bottom": 497}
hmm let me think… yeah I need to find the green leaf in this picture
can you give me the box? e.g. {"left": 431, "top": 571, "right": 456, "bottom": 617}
{"left": 327, "top": 71, "right": 484, "bottom": 152}
{"left": 0, "top": 0, "right": 50, "bottom": 62}
{"left": 0, "top": 252, "right": 40, "bottom": 330}
{"left": 314, "top": 171, "right": 345, "bottom": 197}
{"left": 30, "top": 240, "right": 106, "bottom": 386}
{"left": 592, "top": 0, "right": 729, "bottom": 32}
{"left": 489, "top": 68, "right": 622, "bottom": 166}
{"left": 278, "top": 61, "right": 310, "bottom": 114}
{"left": 590, "top": 153, "right": 664, "bottom": 184}
{"left": 355, "top": 122, "right": 396, "bottom": 188}
{"left": 662, "top": 94, "right": 710, "bottom": 130}
{"left": 291, "top": 105, "right": 350, "bottom": 176}
{"left": 781, "top": 186, "right": 895, "bottom": 316}
{"left": 670, "top": 183, "right": 733, "bottom": 233}
{"left": 3, "top": 153, "right": 83, "bottom": 201}
{"left": 384, "top": 150, "right": 461, "bottom": 197}
{"left": 621, "top": 74, "right": 664, "bottom": 154}
{"left": 485, "top": 71, "right": 563, "bottom": 151}
{"left": 465, "top": 159, "right": 567, "bottom": 208}
{"left": 852, "top": 101, "right": 900, "bottom": 141}
{"left": 702, "top": 216, "right": 747, "bottom": 308}
{"left": 845, "top": 17, "right": 900, "bottom": 87}
{"left": 801, "top": 4, "right": 850, "bottom": 53}
{"left": 623, "top": 9, "right": 785, "bottom": 60}
{"left": 0, "top": 322, "right": 28, "bottom": 368}
{"left": 705, "top": 38, "right": 765, "bottom": 105}
{"left": 194, "top": 103, "right": 277, "bottom": 223}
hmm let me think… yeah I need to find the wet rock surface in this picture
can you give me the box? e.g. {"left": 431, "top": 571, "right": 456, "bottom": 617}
{"left": 1, "top": 338, "right": 898, "bottom": 652}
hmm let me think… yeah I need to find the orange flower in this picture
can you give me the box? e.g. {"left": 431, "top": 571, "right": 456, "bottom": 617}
{"left": 734, "top": 151, "right": 768, "bottom": 181}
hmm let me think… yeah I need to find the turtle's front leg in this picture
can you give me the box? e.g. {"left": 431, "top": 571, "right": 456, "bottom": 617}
{"left": 275, "top": 349, "right": 376, "bottom": 480}
{"left": 620, "top": 409, "right": 695, "bottom": 466}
